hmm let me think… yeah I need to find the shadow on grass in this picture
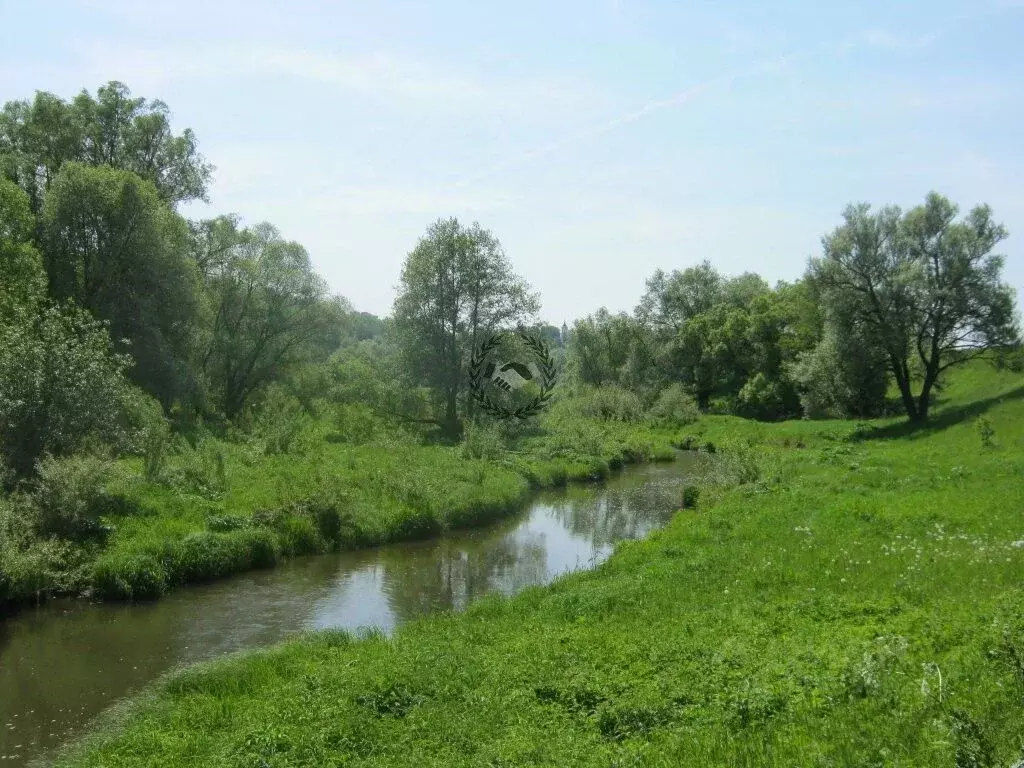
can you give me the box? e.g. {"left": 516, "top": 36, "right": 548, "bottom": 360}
{"left": 851, "top": 383, "right": 1024, "bottom": 442}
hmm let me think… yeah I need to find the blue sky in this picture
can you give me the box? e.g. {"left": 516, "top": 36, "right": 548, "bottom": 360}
{"left": 2, "top": 0, "right": 1022, "bottom": 325}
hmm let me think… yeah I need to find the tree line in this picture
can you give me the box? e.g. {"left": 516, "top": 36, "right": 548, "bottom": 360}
{"left": 2, "top": 80, "right": 1020, "bottom": 484}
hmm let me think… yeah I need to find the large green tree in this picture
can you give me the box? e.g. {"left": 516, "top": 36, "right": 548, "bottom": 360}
{"left": 0, "top": 81, "right": 212, "bottom": 213}
{"left": 812, "top": 193, "right": 1019, "bottom": 422}
{"left": 192, "top": 218, "right": 340, "bottom": 418}
{"left": 0, "top": 178, "right": 46, "bottom": 316}
{"left": 41, "top": 162, "right": 199, "bottom": 407}
{"left": 392, "top": 218, "right": 539, "bottom": 438}
{"left": 1, "top": 180, "right": 133, "bottom": 478}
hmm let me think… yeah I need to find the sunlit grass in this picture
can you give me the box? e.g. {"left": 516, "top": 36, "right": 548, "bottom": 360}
{"left": 89, "top": 417, "right": 680, "bottom": 599}
{"left": 54, "top": 360, "right": 1024, "bottom": 766}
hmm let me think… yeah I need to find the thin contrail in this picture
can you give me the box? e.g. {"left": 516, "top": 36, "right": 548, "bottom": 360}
{"left": 450, "top": 49, "right": 809, "bottom": 188}
{"left": 449, "top": 2, "right": 1017, "bottom": 190}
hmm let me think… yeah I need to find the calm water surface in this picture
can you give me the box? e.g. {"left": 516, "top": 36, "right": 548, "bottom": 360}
{"left": 0, "top": 455, "right": 699, "bottom": 766}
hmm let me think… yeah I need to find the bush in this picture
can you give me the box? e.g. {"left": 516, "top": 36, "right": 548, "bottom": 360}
{"left": 681, "top": 484, "right": 700, "bottom": 509}
{"left": 162, "top": 531, "right": 253, "bottom": 584}
{"left": 1, "top": 537, "right": 90, "bottom": 605}
{"left": 91, "top": 550, "right": 168, "bottom": 600}
{"left": 676, "top": 434, "right": 701, "bottom": 451}
{"left": 249, "top": 385, "right": 312, "bottom": 455}
{"left": 736, "top": 373, "right": 786, "bottom": 421}
{"left": 331, "top": 403, "right": 378, "bottom": 444}
{"left": 284, "top": 490, "right": 353, "bottom": 548}
{"left": 647, "top": 384, "right": 700, "bottom": 427}
{"left": 0, "top": 301, "right": 132, "bottom": 478}
{"left": 788, "top": 324, "right": 889, "bottom": 419}
{"left": 390, "top": 504, "right": 442, "bottom": 540}
{"left": 275, "top": 514, "right": 325, "bottom": 556}
{"left": 162, "top": 439, "right": 228, "bottom": 500}
{"left": 461, "top": 422, "right": 505, "bottom": 461}
{"left": 30, "top": 454, "right": 114, "bottom": 540}
{"left": 551, "top": 385, "right": 644, "bottom": 423}
{"left": 206, "top": 513, "right": 249, "bottom": 532}
{"left": 240, "top": 527, "right": 281, "bottom": 568}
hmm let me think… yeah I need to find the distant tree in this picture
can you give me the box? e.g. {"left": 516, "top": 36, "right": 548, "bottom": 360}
{"left": 565, "top": 309, "right": 658, "bottom": 400}
{"left": 392, "top": 218, "right": 539, "bottom": 438}
{"left": 0, "top": 81, "right": 212, "bottom": 213}
{"left": 812, "top": 193, "right": 1019, "bottom": 422}
{"left": 635, "top": 260, "right": 724, "bottom": 334}
{"left": 41, "top": 162, "right": 199, "bottom": 407}
{"left": 193, "top": 219, "right": 336, "bottom": 418}
{"left": 0, "top": 179, "right": 46, "bottom": 316}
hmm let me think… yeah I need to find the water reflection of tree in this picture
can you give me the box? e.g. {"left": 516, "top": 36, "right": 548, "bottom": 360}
{"left": 547, "top": 476, "right": 683, "bottom": 550}
{"left": 379, "top": 530, "right": 547, "bottom": 625}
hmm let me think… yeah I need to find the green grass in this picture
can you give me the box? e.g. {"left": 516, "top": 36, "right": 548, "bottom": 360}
{"left": 54, "top": 360, "right": 1024, "bottom": 767}
{"left": 81, "top": 417, "right": 679, "bottom": 601}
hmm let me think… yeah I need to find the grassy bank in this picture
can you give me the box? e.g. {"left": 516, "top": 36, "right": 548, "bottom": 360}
{"left": 54, "top": 360, "right": 1024, "bottom": 767}
{"left": 1, "top": 416, "right": 678, "bottom": 608}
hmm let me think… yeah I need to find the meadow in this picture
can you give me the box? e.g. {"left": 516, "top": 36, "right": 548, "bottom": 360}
{"left": 50, "top": 360, "right": 1024, "bottom": 767}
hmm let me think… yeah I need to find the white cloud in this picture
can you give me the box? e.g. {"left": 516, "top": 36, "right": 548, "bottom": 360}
{"left": 863, "top": 28, "right": 940, "bottom": 50}
{"left": 75, "top": 43, "right": 600, "bottom": 117}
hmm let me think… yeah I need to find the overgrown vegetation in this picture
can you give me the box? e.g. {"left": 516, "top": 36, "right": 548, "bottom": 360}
{"left": 51, "top": 357, "right": 1024, "bottom": 767}
{"left": 2, "top": 75, "right": 1024, "bottom": 766}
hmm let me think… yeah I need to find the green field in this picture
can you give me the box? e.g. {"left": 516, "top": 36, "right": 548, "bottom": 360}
{"left": 52, "top": 361, "right": 1024, "bottom": 767}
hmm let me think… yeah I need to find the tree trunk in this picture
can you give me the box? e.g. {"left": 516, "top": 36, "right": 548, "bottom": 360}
{"left": 916, "top": 363, "right": 940, "bottom": 422}
{"left": 889, "top": 354, "right": 920, "bottom": 422}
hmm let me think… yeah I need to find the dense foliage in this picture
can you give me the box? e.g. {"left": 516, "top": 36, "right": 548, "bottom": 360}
{"left": 0, "top": 79, "right": 1020, "bottom": 621}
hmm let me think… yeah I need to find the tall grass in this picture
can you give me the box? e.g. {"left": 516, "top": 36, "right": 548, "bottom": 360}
{"left": 9, "top": 410, "right": 677, "bottom": 607}
{"left": 52, "top": 360, "right": 1024, "bottom": 767}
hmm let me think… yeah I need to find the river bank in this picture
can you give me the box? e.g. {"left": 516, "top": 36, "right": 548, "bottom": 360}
{"left": 1, "top": 418, "right": 681, "bottom": 613}
{"left": 1, "top": 456, "right": 700, "bottom": 768}
{"left": 49, "top": 361, "right": 1024, "bottom": 767}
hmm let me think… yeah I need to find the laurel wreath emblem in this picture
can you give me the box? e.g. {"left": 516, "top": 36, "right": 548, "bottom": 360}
{"left": 468, "top": 331, "right": 557, "bottom": 419}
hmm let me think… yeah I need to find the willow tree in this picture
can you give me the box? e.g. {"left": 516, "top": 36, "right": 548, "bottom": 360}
{"left": 812, "top": 193, "right": 1019, "bottom": 422}
{"left": 392, "top": 218, "right": 539, "bottom": 439}
{"left": 41, "top": 163, "right": 199, "bottom": 407}
{"left": 0, "top": 81, "right": 212, "bottom": 213}
{"left": 192, "top": 219, "right": 341, "bottom": 418}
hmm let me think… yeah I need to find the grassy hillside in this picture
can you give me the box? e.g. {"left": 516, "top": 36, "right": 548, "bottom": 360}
{"left": 56, "top": 360, "right": 1024, "bottom": 767}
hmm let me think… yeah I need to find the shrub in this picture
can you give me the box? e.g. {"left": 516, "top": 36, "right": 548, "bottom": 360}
{"left": 976, "top": 416, "right": 995, "bottom": 449}
{"left": 249, "top": 385, "right": 311, "bottom": 456}
{"left": 706, "top": 396, "right": 736, "bottom": 416}
{"left": 30, "top": 454, "right": 114, "bottom": 540}
{"left": 0, "top": 301, "right": 132, "bottom": 478}
{"left": 1, "top": 537, "right": 89, "bottom": 605}
{"left": 240, "top": 527, "right": 281, "bottom": 568}
{"left": 285, "top": 491, "right": 353, "bottom": 547}
{"left": 92, "top": 550, "right": 168, "bottom": 600}
{"left": 162, "top": 531, "right": 252, "bottom": 584}
{"left": 681, "top": 484, "right": 700, "bottom": 509}
{"left": 647, "top": 384, "right": 700, "bottom": 427}
{"left": 460, "top": 422, "right": 505, "bottom": 461}
{"left": 551, "top": 385, "right": 644, "bottom": 423}
{"left": 676, "top": 434, "right": 701, "bottom": 451}
{"left": 390, "top": 504, "right": 441, "bottom": 540}
{"left": 162, "top": 439, "right": 228, "bottom": 500}
{"left": 788, "top": 324, "right": 889, "bottom": 419}
{"left": 736, "top": 373, "right": 786, "bottom": 421}
{"left": 206, "top": 513, "right": 250, "bottom": 532}
{"left": 275, "top": 515, "right": 325, "bottom": 556}
{"left": 331, "top": 402, "right": 378, "bottom": 444}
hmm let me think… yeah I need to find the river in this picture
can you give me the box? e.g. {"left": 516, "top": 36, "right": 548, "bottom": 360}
{"left": 0, "top": 453, "right": 699, "bottom": 766}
